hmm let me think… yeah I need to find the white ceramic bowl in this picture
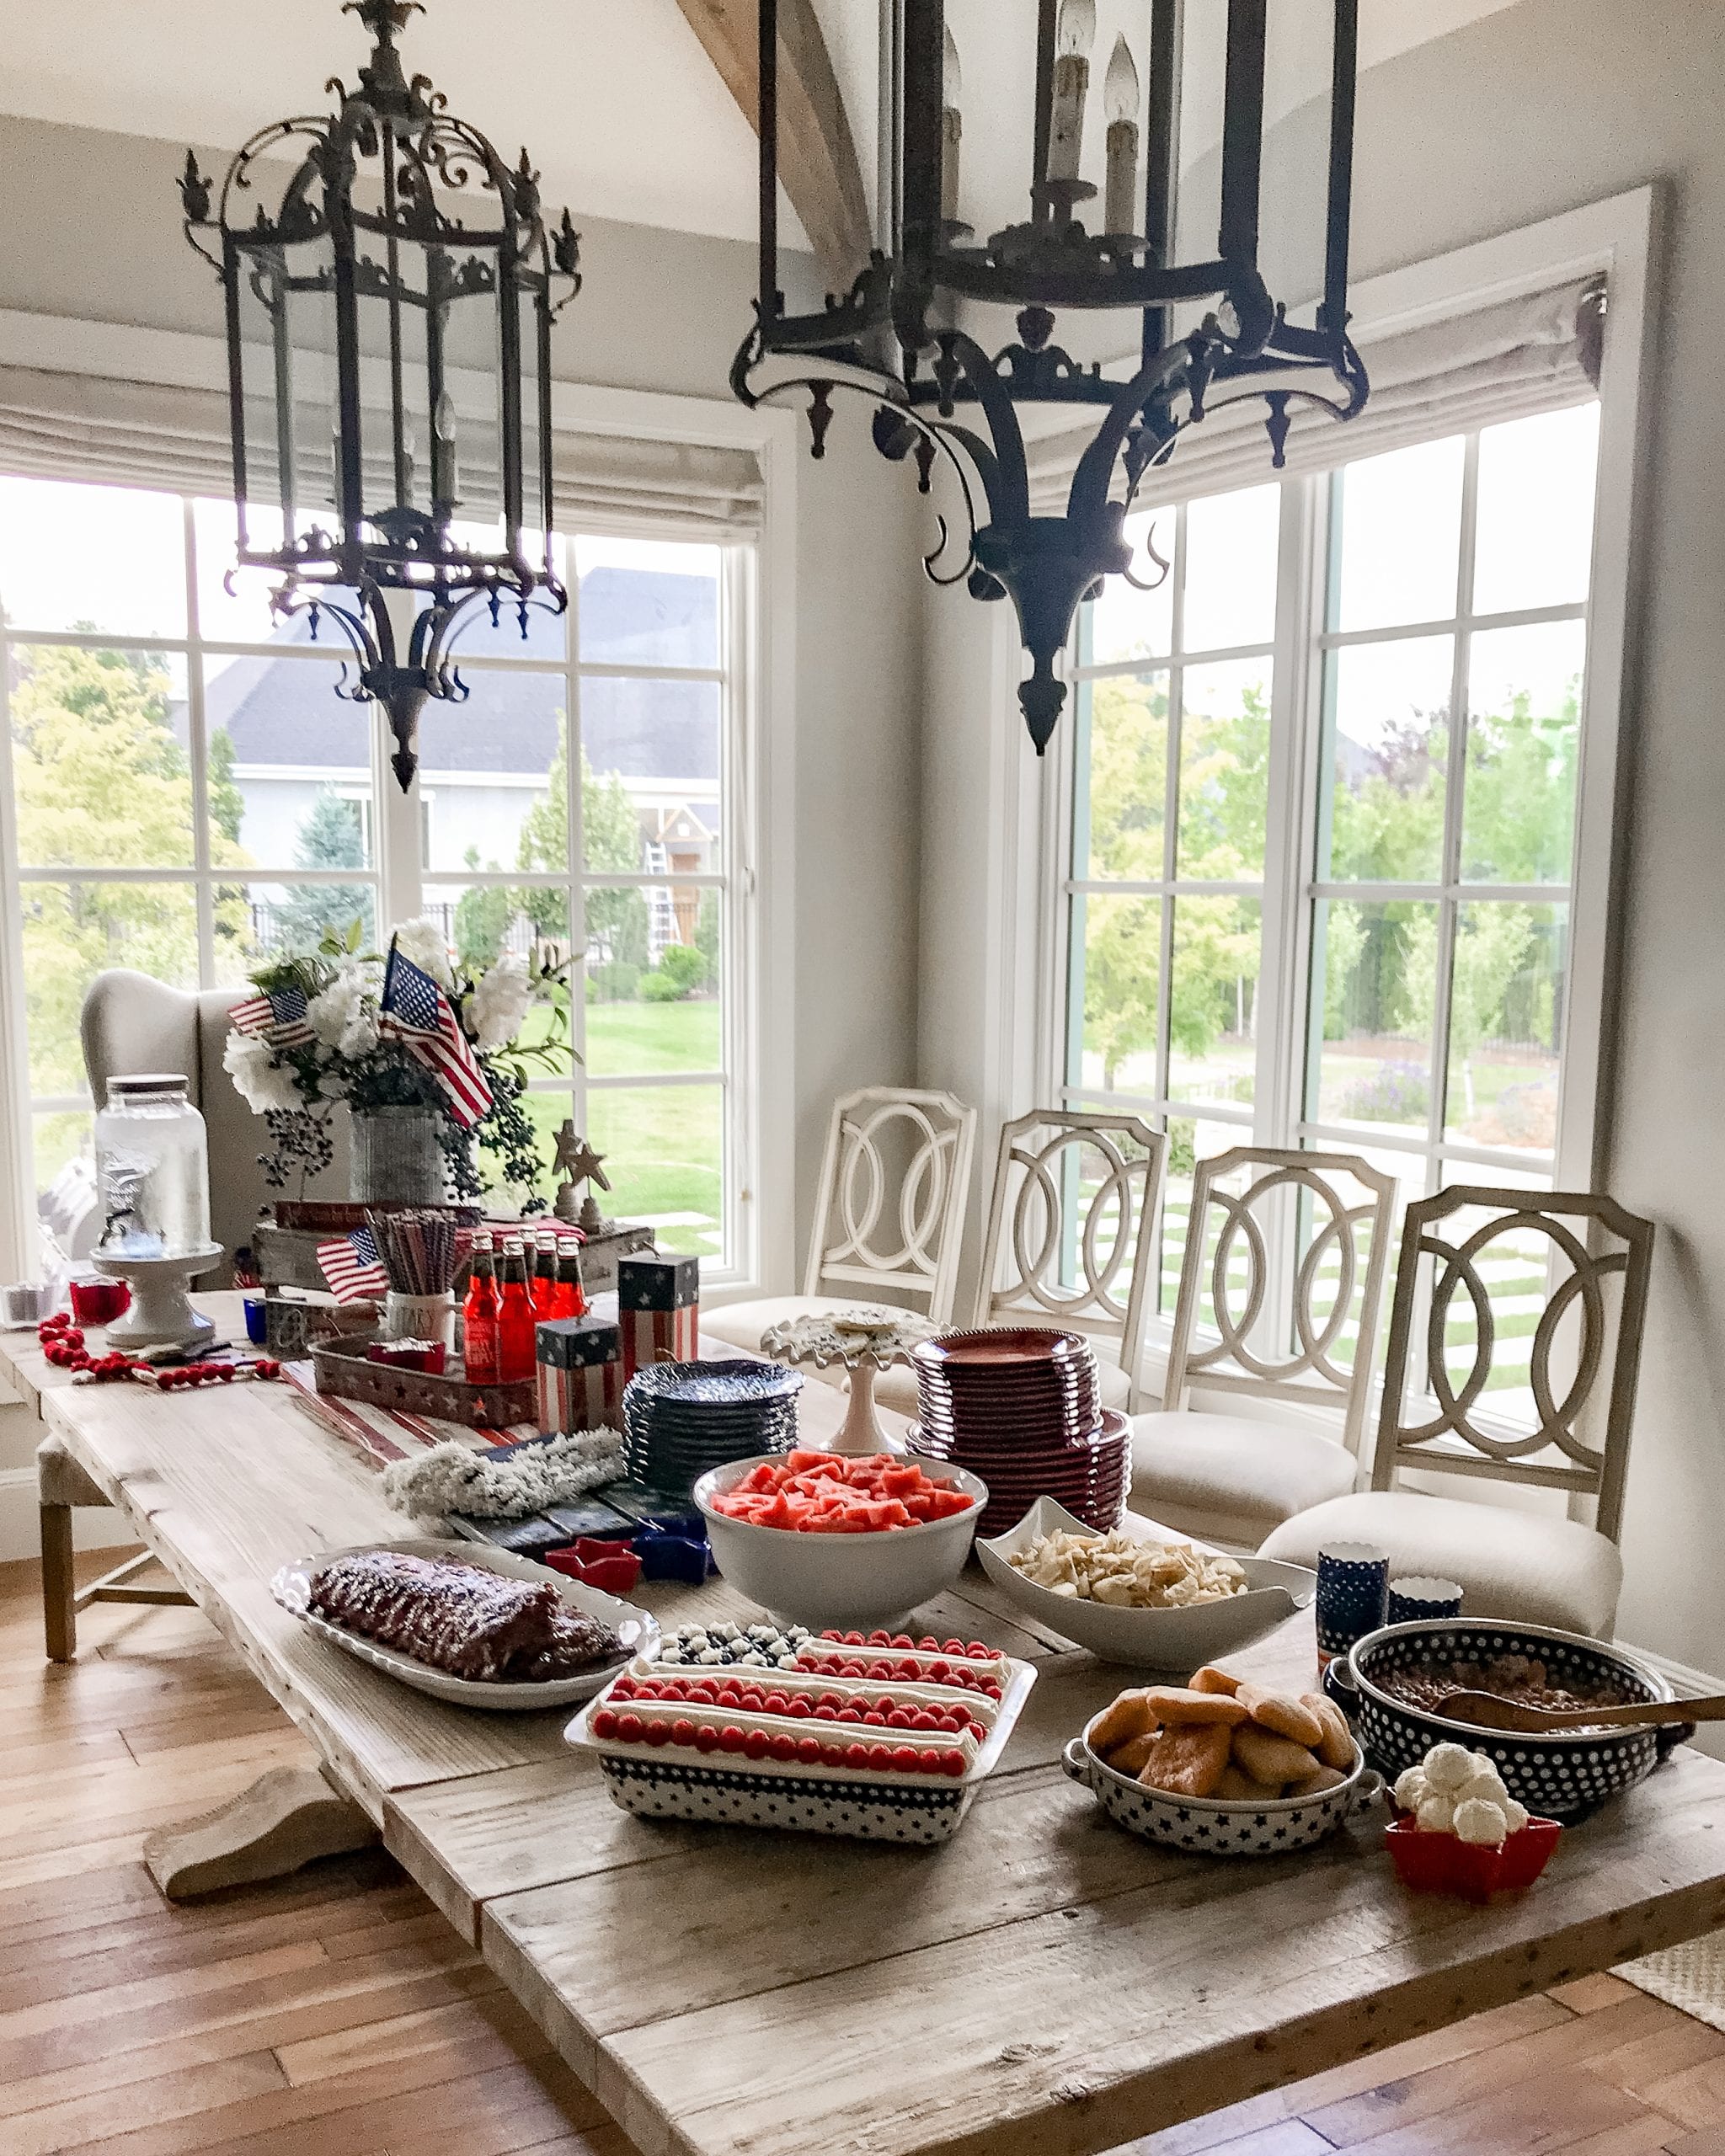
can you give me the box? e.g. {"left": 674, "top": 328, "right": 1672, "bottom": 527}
{"left": 977, "top": 1496, "right": 1315, "bottom": 1668}
{"left": 1065, "top": 1709, "right": 1380, "bottom": 1856}
{"left": 692, "top": 1452, "right": 989, "bottom": 1630}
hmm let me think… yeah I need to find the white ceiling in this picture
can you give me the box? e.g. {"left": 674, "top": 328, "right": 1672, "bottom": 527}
{"left": 0, "top": 0, "right": 1524, "bottom": 249}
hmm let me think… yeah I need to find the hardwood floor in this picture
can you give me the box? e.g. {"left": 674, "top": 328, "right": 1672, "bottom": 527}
{"left": 1, "top": 1550, "right": 1720, "bottom": 2156}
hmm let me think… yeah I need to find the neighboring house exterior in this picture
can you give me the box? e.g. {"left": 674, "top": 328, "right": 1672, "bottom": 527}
{"left": 178, "top": 568, "right": 720, "bottom": 948}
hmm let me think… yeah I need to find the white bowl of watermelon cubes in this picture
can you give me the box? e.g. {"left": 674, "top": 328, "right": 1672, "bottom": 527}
{"left": 693, "top": 1449, "right": 989, "bottom": 1630}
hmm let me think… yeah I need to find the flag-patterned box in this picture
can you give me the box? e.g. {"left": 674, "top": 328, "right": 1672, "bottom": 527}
{"left": 617, "top": 1255, "right": 699, "bottom": 1380}
{"left": 536, "top": 1316, "right": 623, "bottom": 1435}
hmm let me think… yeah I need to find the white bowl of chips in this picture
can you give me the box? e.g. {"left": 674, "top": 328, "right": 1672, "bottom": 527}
{"left": 977, "top": 1497, "right": 1315, "bottom": 1668}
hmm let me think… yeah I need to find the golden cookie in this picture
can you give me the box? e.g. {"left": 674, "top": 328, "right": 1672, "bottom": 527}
{"left": 1213, "top": 1763, "right": 1285, "bottom": 1802}
{"left": 1285, "top": 1762, "right": 1348, "bottom": 1797}
{"left": 1188, "top": 1665, "right": 1242, "bottom": 1697}
{"left": 1137, "top": 1722, "right": 1232, "bottom": 1799}
{"left": 1088, "top": 1692, "right": 1155, "bottom": 1755}
{"left": 1236, "top": 1684, "right": 1325, "bottom": 1749}
{"left": 1141, "top": 1684, "right": 1249, "bottom": 1727}
{"left": 1232, "top": 1724, "right": 1321, "bottom": 1785}
{"left": 1300, "top": 1691, "right": 1356, "bottom": 1772}
{"left": 1106, "top": 1732, "right": 1158, "bottom": 1777}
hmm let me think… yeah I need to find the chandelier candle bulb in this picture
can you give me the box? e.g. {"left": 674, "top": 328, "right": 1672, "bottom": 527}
{"left": 1103, "top": 35, "right": 1140, "bottom": 236}
{"left": 1046, "top": 0, "right": 1096, "bottom": 189}
{"left": 941, "top": 24, "right": 963, "bottom": 226}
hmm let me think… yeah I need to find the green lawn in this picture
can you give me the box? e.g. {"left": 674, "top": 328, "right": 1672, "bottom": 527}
{"left": 502, "top": 996, "right": 725, "bottom": 1258}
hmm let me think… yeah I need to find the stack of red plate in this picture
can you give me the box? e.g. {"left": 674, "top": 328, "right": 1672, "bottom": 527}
{"left": 909, "top": 1328, "right": 1131, "bottom": 1538}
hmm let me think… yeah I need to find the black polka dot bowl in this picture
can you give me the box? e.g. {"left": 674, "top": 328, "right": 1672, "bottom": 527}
{"left": 1346, "top": 1619, "right": 1674, "bottom": 1824}
{"left": 563, "top": 1652, "right": 1038, "bottom": 1845}
{"left": 1062, "top": 1722, "right": 1381, "bottom": 1858}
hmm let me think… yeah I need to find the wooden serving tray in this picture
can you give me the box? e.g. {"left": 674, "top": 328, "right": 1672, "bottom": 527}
{"left": 310, "top": 1336, "right": 536, "bottom": 1430}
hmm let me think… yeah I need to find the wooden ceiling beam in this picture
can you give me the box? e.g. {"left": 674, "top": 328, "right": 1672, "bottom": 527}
{"left": 675, "top": 0, "right": 874, "bottom": 287}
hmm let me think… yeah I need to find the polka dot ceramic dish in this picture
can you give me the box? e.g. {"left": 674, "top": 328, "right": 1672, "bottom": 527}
{"left": 1345, "top": 1619, "right": 1674, "bottom": 1823}
{"left": 1063, "top": 1715, "right": 1381, "bottom": 1857}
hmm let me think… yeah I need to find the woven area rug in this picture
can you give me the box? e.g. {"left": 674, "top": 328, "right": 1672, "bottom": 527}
{"left": 1620, "top": 1933, "right": 1725, "bottom": 2031}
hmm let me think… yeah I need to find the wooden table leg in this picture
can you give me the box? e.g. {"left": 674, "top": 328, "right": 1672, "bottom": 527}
{"left": 142, "top": 1764, "right": 380, "bottom": 1901}
{"left": 37, "top": 1437, "right": 104, "bottom": 1663}
{"left": 40, "top": 1496, "right": 75, "bottom": 1663}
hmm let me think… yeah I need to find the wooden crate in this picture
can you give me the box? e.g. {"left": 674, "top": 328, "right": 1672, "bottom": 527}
{"left": 310, "top": 1337, "right": 536, "bottom": 1430}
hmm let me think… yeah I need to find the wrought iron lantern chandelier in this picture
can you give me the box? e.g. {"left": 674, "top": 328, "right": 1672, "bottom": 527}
{"left": 180, "top": 0, "right": 581, "bottom": 788}
{"left": 734, "top": 0, "right": 1368, "bottom": 752}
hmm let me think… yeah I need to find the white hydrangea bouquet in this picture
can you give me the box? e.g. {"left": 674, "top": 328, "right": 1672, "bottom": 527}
{"left": 224, "top": 915, "right": 574, "bottom": 1198}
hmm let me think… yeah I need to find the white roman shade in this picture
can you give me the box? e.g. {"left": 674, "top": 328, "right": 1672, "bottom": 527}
{"left": 1027, "top": 274, "right": 1606, "bottom": 515}
{"left": 0, "top": 366, "right": 765, "bottom": 539}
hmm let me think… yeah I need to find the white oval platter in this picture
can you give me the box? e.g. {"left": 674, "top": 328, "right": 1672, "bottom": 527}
{"left": 271, "top": 1536, "right": 658, "bottom": 1711}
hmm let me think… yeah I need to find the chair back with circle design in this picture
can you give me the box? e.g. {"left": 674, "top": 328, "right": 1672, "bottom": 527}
{"left": 1370, "top": 1186, "right": 1655, "bottom": 1543}
{"left": 802, "top": 1088, "right": 979, "bottom": 1324}
{"left": 1162, "top": 1146, "right": 1398, "bottom": 1459}
{"left": 973, "top": 1111, "right": 1165, "bottom": 1408}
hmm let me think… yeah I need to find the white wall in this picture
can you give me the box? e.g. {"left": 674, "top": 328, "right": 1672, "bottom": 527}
{"left": 0, "top": 114, "right": 928, "bottom": 1547}
{"left": 916, "top": 0, "right": 1725, "bottom": 1679}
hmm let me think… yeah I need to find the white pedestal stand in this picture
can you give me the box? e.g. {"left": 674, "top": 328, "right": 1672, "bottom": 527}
{"left": 92, "top": 1245, "right": 224, "bottom": 1353}
{"left": 760, "top": 1312, "right": 941, "bottom": 1458}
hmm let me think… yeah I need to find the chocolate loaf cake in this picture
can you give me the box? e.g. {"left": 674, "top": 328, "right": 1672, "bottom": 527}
{"left": 308, "top": 1550, "right": 618, "bottom": 1681}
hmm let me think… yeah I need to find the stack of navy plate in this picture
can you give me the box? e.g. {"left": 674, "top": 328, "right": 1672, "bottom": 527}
{"left": 621, "top": 1359, "right": 804, "bottom": 1497}
{"left": 910, "top": 1328, "right": 1130, "bottom": 1538}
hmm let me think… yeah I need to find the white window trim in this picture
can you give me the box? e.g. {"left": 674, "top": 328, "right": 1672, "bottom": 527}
{"left": 1023, "top": 186, "right": 1660, "bottom": 1395}
{"left": 0, "top": 309, "right": 801, "bottom": 1302}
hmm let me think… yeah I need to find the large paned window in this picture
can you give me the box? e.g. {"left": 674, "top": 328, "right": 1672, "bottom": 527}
{"left": 0, "top": 476, "right": 750, "bottom": 1269}
{"left": 1056, "top": 400, "right": 1603, "bottom": 1364}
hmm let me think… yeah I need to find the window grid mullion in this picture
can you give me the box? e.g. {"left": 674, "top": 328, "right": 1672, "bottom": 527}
{"left": 181, "top": 500, "right": 217, "bottom": 992}
{"left": 1426, "top": 431, "right": 1482, "bottom": 1158}
{"left": 1156, "top": 508, "right": 1186, "bottom": 1107}
{"left": 565, "top": 551, "right": 587, "bottom": 1138}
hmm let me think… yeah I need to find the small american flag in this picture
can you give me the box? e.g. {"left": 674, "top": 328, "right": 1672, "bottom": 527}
{"left": 317, "top": 1226, "right": 389, "bottom": 1303}
{"left": 230, "top": 985, "right": 315, "bottom": 1049}
{"left": 378, "top": 942, "right": 492, "bottom": 1129}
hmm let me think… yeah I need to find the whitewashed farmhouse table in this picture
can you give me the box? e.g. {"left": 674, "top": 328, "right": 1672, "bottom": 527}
{"left": 4, "top": 1307, "right": 1725, "bottom": 2156}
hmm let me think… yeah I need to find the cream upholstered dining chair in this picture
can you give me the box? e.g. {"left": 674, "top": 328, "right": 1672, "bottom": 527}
{"left": 702, "top": 1087, "right": 979, "bottom": 1377}
{"left": 1128, "top": 1146, "right": 1398, "bottom": 1547}
{"left": 872, "top": 1108, "right": 1164, "bottom": 1418}
{"left": 1261, "top": 1186, "right": 1656, "bottom": 1638}
{"left": 82, "top": 969, "right": 351, "bottom": 1274}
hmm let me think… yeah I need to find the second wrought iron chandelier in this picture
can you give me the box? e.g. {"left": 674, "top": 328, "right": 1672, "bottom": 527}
{"left": 734, "top": 0, "right": 1370, "bottom": 753}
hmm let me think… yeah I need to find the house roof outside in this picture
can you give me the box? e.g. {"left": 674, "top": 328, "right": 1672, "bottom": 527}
{"left": 177, "top": 567, "right": 721, "bottom": 784}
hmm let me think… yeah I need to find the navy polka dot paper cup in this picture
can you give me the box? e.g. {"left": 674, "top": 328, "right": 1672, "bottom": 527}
{"left": 1387, "top": 1576, "right": 1463, "bottom": 1625}
{"left": 1316, "top": 1542, "right": 1389, "bottom": 1667}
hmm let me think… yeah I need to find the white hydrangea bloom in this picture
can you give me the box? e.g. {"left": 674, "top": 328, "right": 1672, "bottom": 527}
{"left": 222, "top": 1031, "right": 302, "bottom": 1114}
{"left": 467, "top": 953, "right": 534, "bottom": 1051}
{"left": 307, "top": 969, "right": 380, "bottom": 1057}
{"left": 390, "top": 915, "right": 454, "bottom": 987}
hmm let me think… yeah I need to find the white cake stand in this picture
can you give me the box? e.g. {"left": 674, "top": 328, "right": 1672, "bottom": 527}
{"left": 760, "top": 1309, "right": 940, "bottom": 1456}
{"left": 90, "top": 1245, "right": 225, "bottom": 1353}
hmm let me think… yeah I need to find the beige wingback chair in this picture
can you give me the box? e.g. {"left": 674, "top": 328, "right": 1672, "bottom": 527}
{"left": 81, "top": 970, "right": 351, "bottom": 1278}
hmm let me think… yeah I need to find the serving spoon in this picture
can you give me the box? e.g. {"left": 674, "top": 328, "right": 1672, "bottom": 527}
{"left": 1442, "top": 1690, "right": 1725, "bottom": 1735}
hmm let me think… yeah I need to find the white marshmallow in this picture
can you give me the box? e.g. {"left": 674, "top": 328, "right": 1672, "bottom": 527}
{"left": 1393, "top": 1766, "right": 1430, "bottom": 1811}
{"left": 1453, "top": 1797, "right": 1510, "bottom": 1846}
{"left": 1422, "top": 1742, "right": 1477, "bottom": 1792}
